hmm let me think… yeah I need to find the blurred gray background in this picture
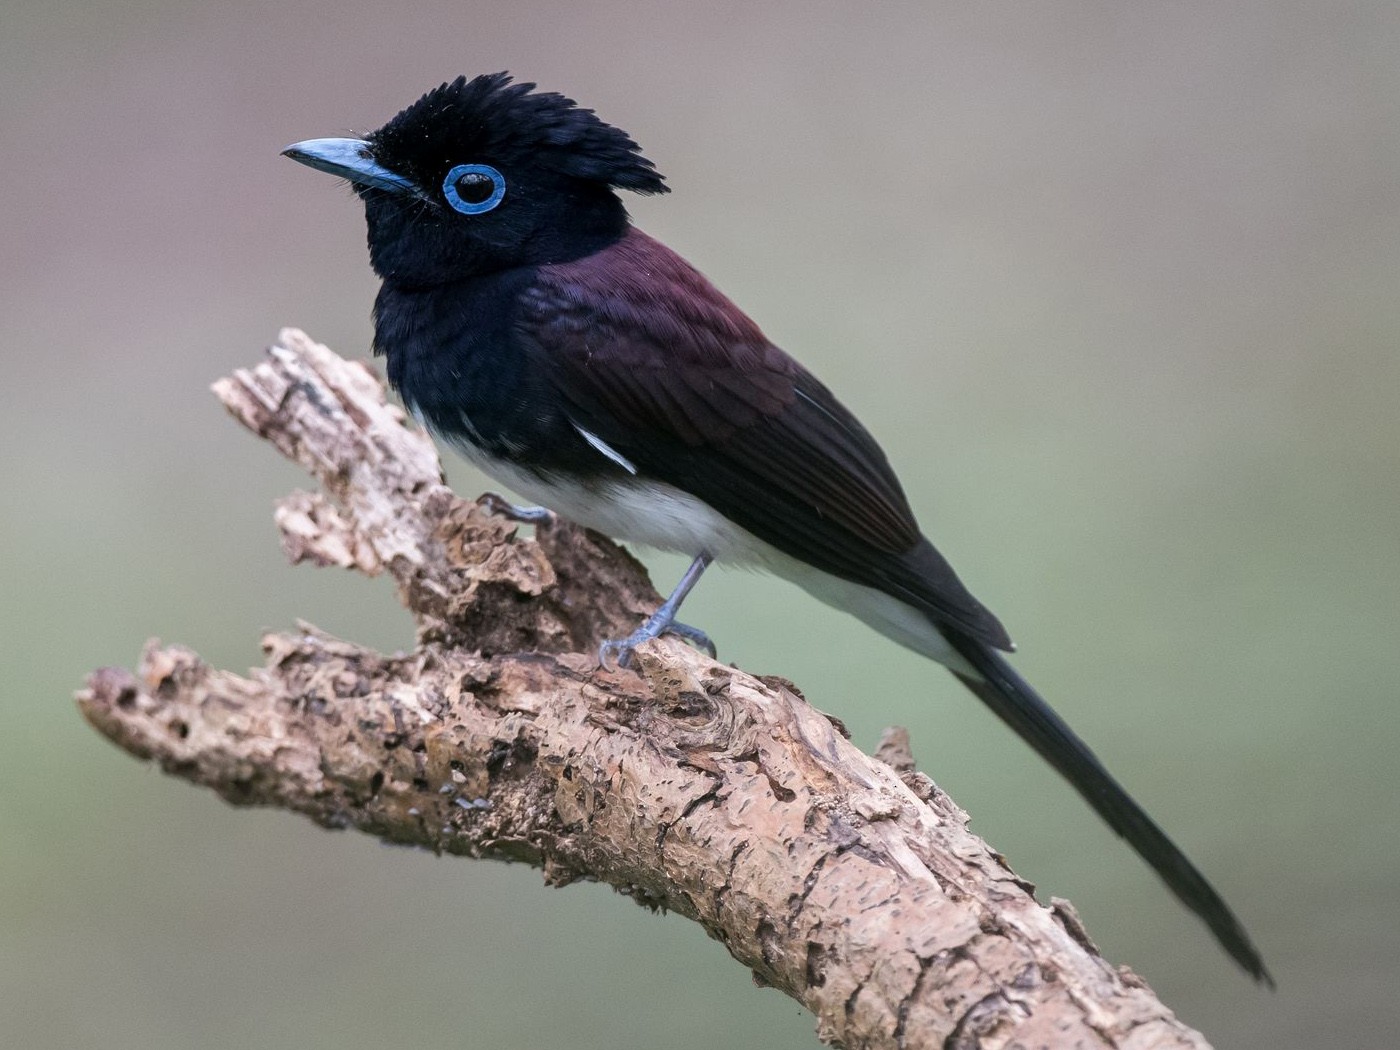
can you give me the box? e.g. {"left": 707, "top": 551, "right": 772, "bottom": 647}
{"left": 3, "top": 1, "right": 1397, "bottom": 1047}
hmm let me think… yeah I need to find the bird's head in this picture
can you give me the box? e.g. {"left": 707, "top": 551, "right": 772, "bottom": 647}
{"left": 283, "top": 73, "right": 668, "bottom": 285}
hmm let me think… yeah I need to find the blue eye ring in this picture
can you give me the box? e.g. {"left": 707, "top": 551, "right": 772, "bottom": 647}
{"left": 443, "top": 163, "right": 506, "bottom": 214}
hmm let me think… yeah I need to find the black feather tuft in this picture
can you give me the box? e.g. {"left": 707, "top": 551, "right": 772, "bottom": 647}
{"left": 370, "top": 72, "right": 668, "bottom": 195}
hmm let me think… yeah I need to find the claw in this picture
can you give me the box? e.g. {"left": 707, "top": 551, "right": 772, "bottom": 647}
{"left": 480, "top": 492, "right": 555, "bottom": 525}
{"left": 598, "top": 554, "right": 716, "bottom": 669}
{"left": 598, "top": 619, "right": 718, "bottom": 670}
{"left": 662, "top": 621, "right": 718, "bottom": 658}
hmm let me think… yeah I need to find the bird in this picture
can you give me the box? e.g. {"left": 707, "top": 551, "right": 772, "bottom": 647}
{"left": 283, "top": 72, "right": 1270, "bottom": 984}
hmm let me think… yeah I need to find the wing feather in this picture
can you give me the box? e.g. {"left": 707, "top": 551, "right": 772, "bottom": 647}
{"left": 520, "top": 228, "right": 1010, "bottom": 647}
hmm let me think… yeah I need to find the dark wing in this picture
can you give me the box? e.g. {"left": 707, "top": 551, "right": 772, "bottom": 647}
{"left": 518, "top": 229, "right": 1010, "bottom": 648}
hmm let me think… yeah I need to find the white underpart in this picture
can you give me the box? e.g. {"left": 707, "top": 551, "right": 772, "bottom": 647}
{"left": 423, "top": 413, "right": 976, "bottom": 676}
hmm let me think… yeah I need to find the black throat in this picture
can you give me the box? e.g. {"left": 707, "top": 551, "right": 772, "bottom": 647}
{"left": 372, "top": 262, "right": 610, "bottom": 478}
{"left": 374, "top": 266, "right": 536, "bottom": 457}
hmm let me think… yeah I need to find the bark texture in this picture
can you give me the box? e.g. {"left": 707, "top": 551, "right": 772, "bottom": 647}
{"left": 77, "top": 328, "right": 1212, "bottom": 1050}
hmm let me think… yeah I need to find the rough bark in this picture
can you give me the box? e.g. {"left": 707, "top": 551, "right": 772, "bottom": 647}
{"left": 77, "top": 328, "right": 1212, "bottom": 1050}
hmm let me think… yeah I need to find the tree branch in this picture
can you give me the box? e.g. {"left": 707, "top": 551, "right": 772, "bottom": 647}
{"left": 77, "top": 328, "right": 1212, "bottom": 1049}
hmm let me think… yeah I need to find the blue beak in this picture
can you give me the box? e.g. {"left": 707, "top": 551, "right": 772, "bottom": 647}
{"left": 281, "top": 137, "right": 421, "bottom": 197}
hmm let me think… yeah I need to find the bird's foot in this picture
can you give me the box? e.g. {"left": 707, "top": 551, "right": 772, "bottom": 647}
{"left": 480, "top": 492, "right": 555, "bottom": 525}
{"left": 597, "top": 553, "right": 717, "bottom": 669}
{"left": 661, "top": 621, "right": 718, "bottom": 659}
{"left": 599, "top": 614, "right": 717, "bottom": 670}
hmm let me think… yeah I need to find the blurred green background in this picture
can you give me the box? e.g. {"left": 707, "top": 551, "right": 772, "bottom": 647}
{"left": 4, "top": 1, "right": 1397, "bottom": 1046}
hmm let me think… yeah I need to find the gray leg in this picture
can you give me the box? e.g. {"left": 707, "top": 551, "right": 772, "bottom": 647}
{"left": 599, "top": 554, "right": 716, "bottom": 669}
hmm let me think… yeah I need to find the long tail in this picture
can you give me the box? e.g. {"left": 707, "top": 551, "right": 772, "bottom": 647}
{"left": 942, "top": 629, "right": 1273, "bottom": 985}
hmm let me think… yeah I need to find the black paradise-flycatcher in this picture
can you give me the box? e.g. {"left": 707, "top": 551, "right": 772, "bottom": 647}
{"left": 283, "top": 73, "right": 1270, "bottom": 984}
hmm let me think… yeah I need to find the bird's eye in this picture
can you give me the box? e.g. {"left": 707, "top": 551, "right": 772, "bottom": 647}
{"left": 443, "top": 163, "right": 506, "bottom": 215}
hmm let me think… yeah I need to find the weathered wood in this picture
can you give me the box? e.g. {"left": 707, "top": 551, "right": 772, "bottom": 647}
{"left": 77, "top": 328, "right": 1211, "bottom": 1049}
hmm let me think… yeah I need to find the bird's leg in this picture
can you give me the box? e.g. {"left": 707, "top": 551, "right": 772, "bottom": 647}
{"left": 599, "top": 554, "right": 716, "bottom": 669}
{"left": 480, "top": 492, "right": 555, "bottom": 525}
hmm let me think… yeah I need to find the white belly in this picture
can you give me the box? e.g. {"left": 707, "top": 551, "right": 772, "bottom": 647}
{"left": 438, "top": 428, "right": 974, "bottom": 675}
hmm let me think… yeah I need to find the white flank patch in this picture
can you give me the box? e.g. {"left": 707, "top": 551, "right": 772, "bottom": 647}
{"left": 574, "top": 426, "right": 638, "bottom": 474}
{"left": 427, "top": 421, "right": 977, "bottom": 677}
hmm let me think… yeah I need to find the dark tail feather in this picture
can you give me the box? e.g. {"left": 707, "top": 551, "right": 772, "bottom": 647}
{"left": 943, "top": 629, "right": 1273, "bottom": 986}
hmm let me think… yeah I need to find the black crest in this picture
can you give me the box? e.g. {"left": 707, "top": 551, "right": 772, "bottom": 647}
{"left": 370, "top": 73, "right": 668, "bottom": 195}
